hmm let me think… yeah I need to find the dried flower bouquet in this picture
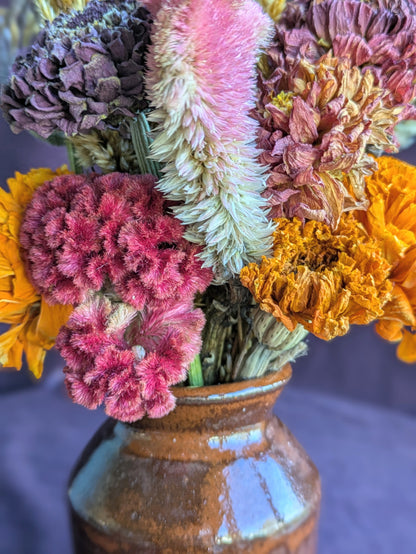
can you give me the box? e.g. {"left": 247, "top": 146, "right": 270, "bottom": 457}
{"left": 1, "top": 0, "right": 416, "bottom": 423}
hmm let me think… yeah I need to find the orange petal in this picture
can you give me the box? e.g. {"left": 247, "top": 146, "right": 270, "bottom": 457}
{"left": 35, "top": 300, "right": 73, "bottom": 346}
{"left": 397, "top": 329, "right": 416, "bottom": 363}
{"left": 375, "top": 319, "right": 403, "bottom": 342}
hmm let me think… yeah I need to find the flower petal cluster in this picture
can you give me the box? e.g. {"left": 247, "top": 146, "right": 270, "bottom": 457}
{"left": 20, "top": 172, "right": 212, "bottom": 308}
{"left": 58, "top": 294, "right": 206, "bottom": 421}
{"left": 0, "top": 167, "right": 72, "bottom": 377}
{"left": 146, "top": 0, "right": 274, "bottom": 280}
{"left": 21, "top": 171, "right": 213, "bottom": 419}
{"left": 1, "top": 0, "right": 152, "bottom": 138}
{"left": 256, "top": 52, "right": 403, "bottom": 228}
{"left": 273, "top": 0, "right": 416, "bottom": 109}
{"left": 357, "top": 156, "right": 416, "bottom": 362}
{"left": 240, "top": 214, "right": 393, "bottom": 340}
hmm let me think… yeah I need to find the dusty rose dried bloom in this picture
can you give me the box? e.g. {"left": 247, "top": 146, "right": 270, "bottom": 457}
{"left": 20, "top": 172, "right": 213, "bottom": 307}
{"left": 267, "top": 0, "right": 416, "bottom": 111}
{"left": 1, "top": 0, "right": 152, "bottom": 138}
{"left": 58, "top": 294, "right": 206, "bottom": 421}
{"left": 255, "top": 53, "right": 403, "bottom": 227}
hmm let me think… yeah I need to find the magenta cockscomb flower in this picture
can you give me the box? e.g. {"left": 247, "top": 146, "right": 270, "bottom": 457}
{"left": 58, "top": 294, "right": 206, "bottom": 421}
{"left": 20, "top": 172, "right": 212, "bottom": 308}
{"left": 21, "top": 171, "right": 212, "bottom": 421}
{"left": 145, "top": 0, "right": 274, "bottom": 280}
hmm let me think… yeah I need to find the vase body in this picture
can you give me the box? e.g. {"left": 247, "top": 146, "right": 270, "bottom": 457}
{"left": 68, "top": 365, "right": 321, "bottom": 553}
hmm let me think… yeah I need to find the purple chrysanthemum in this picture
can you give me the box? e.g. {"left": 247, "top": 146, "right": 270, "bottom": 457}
{"left": 1, "top": 0, "right": 152, "bottom": 138}
{"left": 254, "top": 0, "right": 416, "bottom": 226}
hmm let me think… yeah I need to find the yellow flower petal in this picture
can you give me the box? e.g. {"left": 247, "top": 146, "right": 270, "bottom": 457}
{"left": 397, "top": 329, "right": 416, "bottom": 364}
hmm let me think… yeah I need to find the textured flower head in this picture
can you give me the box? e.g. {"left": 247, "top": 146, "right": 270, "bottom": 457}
{"left": 357, "top": 156, "right": 416, "bottom": 362}
{"left": 256, "top": 52, "right": 402, "bottom": 227}
{"left": 0, "top": 168, "right": 72, "bottom": 377}
{"left": 1, "top": 0, "right": 152, "bottom": 138}
{"left": 20, "top": 172, "right": 213, "bottom": 420}
{"left": 240, "top": 214, "right": 393, "bottom": 340}
{"left": 273, "top": 0, "right": 416, "bottom": 108}
{"left": 146, "top": 0, "right": 274, "bottom": 280}
{"left": 58, "top": 294, "right": 206, "bottom": 421}
{"left": 20, "top": 172, "right": 213, "bottom": 308}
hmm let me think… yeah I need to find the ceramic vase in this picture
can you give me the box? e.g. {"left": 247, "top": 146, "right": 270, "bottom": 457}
{"left": 69, "top": 364, "right": 321, "bottom": 553}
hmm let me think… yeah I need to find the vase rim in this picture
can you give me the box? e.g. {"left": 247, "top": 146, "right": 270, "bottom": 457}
{"left": 174, "top": 364, "right": 292, "bottom": 405}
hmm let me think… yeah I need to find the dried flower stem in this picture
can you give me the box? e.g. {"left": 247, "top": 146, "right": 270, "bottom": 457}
{"left": 130, "top": 115, "right": 162, "bottom": 178}
{"left": 188, "top": 355, "right": 204, "bottom": 387}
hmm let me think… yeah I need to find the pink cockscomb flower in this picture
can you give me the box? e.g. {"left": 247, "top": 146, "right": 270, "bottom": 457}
{"left": 145, "top": 0, "right": 274, "bottom": 280}
{"left": 20, "top": 172, "right": 213, "bottom": 421}
{"left": 20, "top": 172, "right": 212, "bottom": 308}
{"left": 58, "top": 294, "right": 206, "bottom": 421}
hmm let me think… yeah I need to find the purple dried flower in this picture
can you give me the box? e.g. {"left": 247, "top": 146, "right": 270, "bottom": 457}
{"left": 1, "top": 0, "right": 152, "bottom": 138}
{"left": 254, "top": 0, "right": 416, "bottom": 226}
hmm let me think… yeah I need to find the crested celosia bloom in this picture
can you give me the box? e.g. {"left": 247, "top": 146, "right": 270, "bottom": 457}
{"left": 146, "top": 0, "right": 274, "bottom": 280}
{"left": 240, "top": 214, "right": 393, "bottom": 340}
{"left": 0, "top": 167, "right": 72, "bottom": 377}
{"left": 1, "top": 0, "right": 152, "bottom": 138}
{"left": 21, "top": 171, "right": 212, "bottom": 419}
{"left": 255, "top": 52, "right": 403, "bottom": 228}
{"left": 58, "top": 294, "right": 206, "bottom": 421}
{"left": 357, "top": 156, "right": 416, "bottom": 362}
{"left": 20, "top": 172, "right": 212, "bottom": 308}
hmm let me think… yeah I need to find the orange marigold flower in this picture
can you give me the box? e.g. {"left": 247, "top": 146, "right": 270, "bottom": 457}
{"left": 240, "top": 214, "right": 393, "bottom": 340}
{"left": 0, "top": 167, "right": 73, "bottom": 377}
{"left": 358, "top": 156, "right": 416, "bottom": 363}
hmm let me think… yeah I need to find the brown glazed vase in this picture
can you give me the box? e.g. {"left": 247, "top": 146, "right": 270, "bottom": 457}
{"left": 68, "top": 364, "right": 321, "bottom": 553}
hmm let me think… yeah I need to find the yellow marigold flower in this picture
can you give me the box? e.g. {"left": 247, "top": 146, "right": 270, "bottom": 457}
{"left": 358, "top": 156, "right": 416, "bottom": 363}
{"left": 0, "top": 167, "right": 73, "bottom": 377}
{"left": 240, "top": 215, "right": 393, "bottom": 341}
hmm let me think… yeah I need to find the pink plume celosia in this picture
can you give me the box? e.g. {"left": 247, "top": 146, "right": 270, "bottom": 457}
{"left": 58, "top": 294, "right": 206, "bottom": 422}
{"left": 146, "top": 0, "right": 275, "bottom": 280}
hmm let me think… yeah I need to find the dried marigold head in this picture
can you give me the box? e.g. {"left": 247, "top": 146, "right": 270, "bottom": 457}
{"left": 240, "top": 214, "right": 393, "bottom": 340}
{"left": 357, "top": 156, "right": 416, "bottom": 362}
{"left": 255, "top": 52, "right": 403, "bottom": 228}
{"left": 0, "top": 167, "right": 73, "bottom": 377}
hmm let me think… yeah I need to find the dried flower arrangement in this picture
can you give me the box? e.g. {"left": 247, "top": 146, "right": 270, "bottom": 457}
{"left": 1, "top": 0, "right": 416, "bottom": 424}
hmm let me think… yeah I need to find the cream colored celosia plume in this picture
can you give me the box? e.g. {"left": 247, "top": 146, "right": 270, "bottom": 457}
{"left": 34, "top": 0, "right": 90, "bottom": 21}
{"left": 146, "top": 0, "right": 275, "bottom": 281}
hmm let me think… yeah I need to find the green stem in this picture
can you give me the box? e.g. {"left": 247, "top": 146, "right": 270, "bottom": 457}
{"left": 66, "top": 139, "right": 83, "bottom": 174}
{"left": 130, "top": 114, "right": 162, "bottom": 178}
{"left": 188, "top": 354, "right": 204, "bottom": 387}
